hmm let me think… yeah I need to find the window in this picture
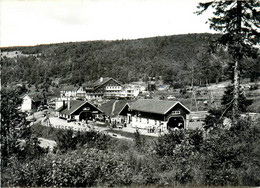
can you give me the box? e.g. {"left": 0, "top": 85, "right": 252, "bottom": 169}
{"left": 172, "top": 111, "right": 181, "bottom": 115}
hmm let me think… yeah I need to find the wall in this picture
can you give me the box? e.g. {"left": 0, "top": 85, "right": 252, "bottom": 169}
{"left": 131, "top": 116, "right": 167, "bottom": 132}
{"left": 165, "top": 103, "right": 190, "bottom": 129}
{"left": 21, "top": 95, "right": 32, "bottom": 111}
{"left": 55, "top": 99, "right": 65, "bottom": 110}
{"left": 60, "top": 90, "right": 77, "bottom": 99}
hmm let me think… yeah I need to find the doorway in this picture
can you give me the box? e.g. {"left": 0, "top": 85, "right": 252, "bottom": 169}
{"left": 79, "top": 111, "right": 93, "bottom": 121}
{"left": 167, "top": 116, "right": 184, "bottom": 130}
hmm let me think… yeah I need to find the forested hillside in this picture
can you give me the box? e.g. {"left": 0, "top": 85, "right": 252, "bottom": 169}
{"left": 1, "top": 33, "right": 259, "bottom": 88}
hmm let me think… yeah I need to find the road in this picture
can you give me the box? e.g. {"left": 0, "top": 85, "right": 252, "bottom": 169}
{"left": 30, "top": 109, "right": 153, "bottom": 143}
{"left": 42, "top": 116, "right": 135, "bottom": 140}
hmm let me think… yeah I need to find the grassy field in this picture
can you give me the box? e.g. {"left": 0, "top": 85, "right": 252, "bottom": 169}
{"left": 30, "top": 123, "right": 67, "bottom": 141}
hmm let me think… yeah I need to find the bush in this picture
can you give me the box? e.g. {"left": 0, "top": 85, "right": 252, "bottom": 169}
{"left": 201, "top": 120, "right": 260, "bottom": 186}
{"left": 134, "top": 129, "right": 146, "bottom": 152}
{"left": 2, "top": 148, "right": 133, "bottom": 187}
{"left": 54, "top": 129, "right": 111, "bottom": 153}
{"left": 155, "top": 130, "right": 185, "bottom": 156}
{"left": 3, "top": 116, "right": 260, "bottom": 187}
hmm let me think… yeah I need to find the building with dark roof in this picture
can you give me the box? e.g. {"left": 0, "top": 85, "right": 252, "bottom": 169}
{"left": 58, "top": 78, "right": 142, "bottom": 101}
{"left": 57, "top": 100, "right": 103, "bottom": 121}
{"left": 99, "top": 100, "right": 136, "bottom": 126}
{"left": 21, "top": 92, "right": 45, "bottom": 112}
{"left": 128, "top": 99, "right": 191, "bottom": 132}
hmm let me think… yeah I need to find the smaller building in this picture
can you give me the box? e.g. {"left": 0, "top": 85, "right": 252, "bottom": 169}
{"left": 57, "top": 100, "right": 103, "bottom": 122}
{"left": 60, "top": 85, "right": 78, "bottom": 100}
{"left": 21, "top": 92, "right": 45, "bottom": 112}
{"left": 76, "top": 86, "right": 87, "bottom": 99}
{"left": 121, "top": 84, "right": 140, "bottom": 99}
{"left": 99, "top": 100, "right": 135, "bottom": 126}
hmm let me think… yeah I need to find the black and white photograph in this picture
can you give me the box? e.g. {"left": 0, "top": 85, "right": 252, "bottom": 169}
{"left": 1, "top": 0, "right": 259, "bottom": 187}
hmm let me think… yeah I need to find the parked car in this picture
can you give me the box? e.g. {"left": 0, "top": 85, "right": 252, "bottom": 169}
{"left": 116, "top": 124, "right": 123, "bottom": 129}
{"left": 167, "top": 95, "right": 176, "bottom": 100}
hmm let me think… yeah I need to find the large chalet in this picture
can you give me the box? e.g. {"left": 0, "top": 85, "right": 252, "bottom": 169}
{"left": 83, "top": 77, "right": 123, "bottom": 100}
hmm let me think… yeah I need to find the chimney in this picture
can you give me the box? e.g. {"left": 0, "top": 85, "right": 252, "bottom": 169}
{"left": 68, "top": 98, "right": 71, "bottom": 110}
{"left": 100, "top": 77, "right": 103, "bottom": 82}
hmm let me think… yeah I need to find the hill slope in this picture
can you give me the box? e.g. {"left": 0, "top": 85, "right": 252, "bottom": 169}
{"left": 1, "top": 33, "right": 258, "bottom": 87}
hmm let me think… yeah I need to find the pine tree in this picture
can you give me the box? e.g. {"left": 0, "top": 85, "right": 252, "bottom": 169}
{"left": 196, "top": 0, "right": 259, "bottom": 124}
{"left": 221, "top": 85, "right": 253, "bottom": 117}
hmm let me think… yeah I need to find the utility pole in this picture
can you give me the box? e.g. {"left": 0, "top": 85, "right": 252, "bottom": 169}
{"left": 190, "top": 88, "right": 198, "bottom": 112}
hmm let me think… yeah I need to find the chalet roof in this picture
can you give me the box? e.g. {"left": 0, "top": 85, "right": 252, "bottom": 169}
{"left": 93, "top": 77, "right": 112, "bottom": 87}
{"left": 26, "top": 92, "right": 44, "bottom": 102}
{"left": 84, "top": 77, "right": 123, "bottom": 90}
{"left": 56, "top": 105, "right": 65, "bottom": 112}
{"left": 84, "top": 83, "right": 96, "bottom": 88}
{"left": 99, "top": 100, "right": 116, "bottom": 116}
{"left": 60, "top": 85, "right": 78, "bottom": 92}
{"left": 118, "top": 101, "right": 135, "bottom": 116}
{"left": 59, "top": 100, "right": 102, "bottom": 115}
{"left": 99, "top": 100, "right": 136, "bottom": 117}
{"left": 114, "top": 100, "right": 135, "bottom": 116}
{"left": 130, "top": 99, "right": 190, "bottom": 115}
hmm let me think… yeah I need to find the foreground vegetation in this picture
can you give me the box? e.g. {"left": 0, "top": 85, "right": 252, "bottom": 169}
{"left": 2, "top": 118, "right": 260, "bottom": 187}
{"left": 1, "top": 85, "right": 260, "bottom": 187}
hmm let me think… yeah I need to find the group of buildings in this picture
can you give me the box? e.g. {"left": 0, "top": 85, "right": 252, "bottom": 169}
{"left": 55, "top": 98, "right": 191, "bottom": 133}
{"left": 20, "top": 77, "right": 192, "bottom": 133}
{"left": 59, "top": 77, "right": 145, "bottom": 101}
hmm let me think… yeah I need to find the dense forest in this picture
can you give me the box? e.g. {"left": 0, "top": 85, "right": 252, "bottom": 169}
{"left": 1, "top": 33, "right": 259, "bottom": 88}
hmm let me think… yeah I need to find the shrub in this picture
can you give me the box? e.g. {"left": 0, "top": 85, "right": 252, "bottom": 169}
{"left": 2, "top": 148, "right": 133, "bottom": 187}
{"left": 155, "top": 130, "right": 185, "bottom": 156}
{"left": 201, "top": 120, "right": 260, "bottom": 186}
{"left": 54, "top": 129, "right": 111, "bottom": 153}
{"left": 134, "top": 129, "right": 146, "bottom": 152}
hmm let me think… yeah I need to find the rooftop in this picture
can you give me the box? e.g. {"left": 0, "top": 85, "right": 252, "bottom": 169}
{"left": 84, "top": 77, "right": 123, "bottom": 89}
{"left": 60, "top": 85, "right": 78, "bottom": 91}
{"left": 27, "top": 92, "right": 45, "bottom": 102}
{"left": 59, "top": 100, "right": 92, "bottom": 115}
{"left": 130, "top": 99, "right": 190, "bottom": 115}
{"left": 99, "top": 100, "right": 136, "bottom": 117}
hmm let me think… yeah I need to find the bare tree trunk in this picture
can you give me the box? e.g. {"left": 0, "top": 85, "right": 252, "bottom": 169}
{"left": 232, "top": 59, "right": 240, "bottom": 124}
{"left": 191, "top": 60, "right": 194, "bottom": 88}
{"left": 232, "top": 0, "right": 242, "bottom": 125}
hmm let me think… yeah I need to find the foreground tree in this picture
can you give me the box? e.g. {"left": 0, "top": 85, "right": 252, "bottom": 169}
{"left": 1, "top": 87, "right": 30, "bottom": 164}
{"left": 197, "top": 0, "right": 259, "bottom": 123}
{"left": 221, "top": 85, "right": 253, "bottom": 117}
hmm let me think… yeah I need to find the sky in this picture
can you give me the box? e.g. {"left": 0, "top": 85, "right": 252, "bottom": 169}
{"left": 0, "top": 0, "right": 214, "bottom": 47}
